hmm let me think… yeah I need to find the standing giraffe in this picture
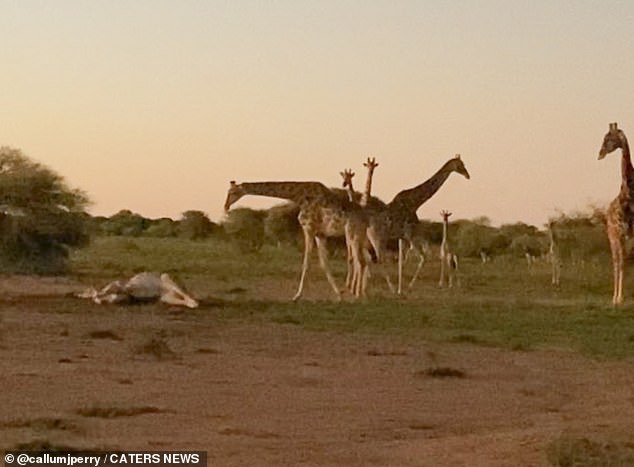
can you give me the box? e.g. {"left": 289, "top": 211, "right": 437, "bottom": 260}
{"left": 368, "top": 155, "right": 470, "bottom": 294}
{"left": 224, "top": 180, "right": 368, "bottom": 300}
{"left": 340, "top": 168, "right": 367, "bottom": 293}
{"left": 438, "top": 210, "right": 458, "bottom": 288}
{"left": 361, "top": 157, "right": 379, "bottom": 207}
{"left": 341, "top": 161, "right": 389, "bottom": 294}
{"left": 598, "top": 122, "right": 634, "bottom": 305}
{"left": 547, "top": 220, "right": 561, "bottom": 286}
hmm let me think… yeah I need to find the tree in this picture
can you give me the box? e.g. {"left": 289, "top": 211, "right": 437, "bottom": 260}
{"left": 145, "top": 217, "right": 179, "bottom": 238}
{"left": 0, "top": 147, "right": 90, "bottom": 273}
{"left": 264, "top": 202, "right": 301, "bottom": 247}
{"left": 454, "top": 220, "right": 498, "bottom": 258}
{"left": 178, "top": 210, "right": 217, "bottom": 240}
{"left": 223, "top": 207, "right": 266, "bottom": 252}
{"left": 100, "top": 209, "right": 148, "bottom": 236}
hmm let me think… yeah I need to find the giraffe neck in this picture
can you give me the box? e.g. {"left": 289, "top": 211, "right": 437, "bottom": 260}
{"left": 361, "top": 169, "right": 375, "bottom": 207}
{"left": 441, "top": 220, "right": 449, "bottom": 248}
{"left": 238, "top": 182, "right": 327, "bottom": 205}
{"left": 344, "top": 181, "right": 355, "bottom": 203}
{"left": 548, "top": 227, "right": 556, "bottom": 253}
{"left": 619, "top": 135, "right": 633, "bottom": 198}
{"left": 389, "top": 160, "right": 454, "bottom": 213}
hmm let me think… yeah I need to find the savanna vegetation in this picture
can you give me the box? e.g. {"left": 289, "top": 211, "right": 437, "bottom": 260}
{"left": 67, "top": 231, "right": 634, "bottom": 361}
{"left": 2, "top": 147, "right": 633, "bottom": 464}
{"left": 0, "top": 147, "right": 90, "bottom": 273}
{"left": 1, "top": 147, "right": 630, "bottom": 361}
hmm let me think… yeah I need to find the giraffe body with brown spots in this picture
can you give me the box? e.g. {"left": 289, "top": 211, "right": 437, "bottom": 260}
{"left": 599, "top": 122, "right": 634, "bottom": 305}
{"left": 224, "top": 180, "right": 368, "bottom": 300}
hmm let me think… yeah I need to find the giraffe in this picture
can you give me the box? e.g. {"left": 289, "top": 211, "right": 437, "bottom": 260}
{"left": 547, "top": 220, "right": 561, "bottom": 286}
{"left": 367, "top": 155, "right": 470, "bottom": 294}
{"left": 598, "top": 122, "right": 634, "bottom": 306}
{"left": 340, "top": 168, "right": 368, "bottom": 293}
{"left": 479, "top": 249, "right": 492, "bottom": 264}
{"left": 438, "top": 210, "right": 458, "bottom": 288}
{"left": 341, "top": 159, "right": 392, "bottom": 294}
{"left": 224, "top": 180, "right": 368, "bottom": 300}
{"left": 361, "top": 157, "right": 379, "bottom": 207}
{"left": 340, "top": 169, "right": 356, "bottom": 203}
{"left": 76, "top": 272, "right": 199, "bottom": 308}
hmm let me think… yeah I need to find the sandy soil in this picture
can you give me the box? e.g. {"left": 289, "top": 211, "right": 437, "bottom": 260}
{"left": 2, "top": 278, "right": 634, "bottom": 466}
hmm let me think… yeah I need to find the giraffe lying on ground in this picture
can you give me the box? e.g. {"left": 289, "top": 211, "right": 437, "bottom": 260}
{"left": 76, "top": 272, "right": 199, "bottom": 308}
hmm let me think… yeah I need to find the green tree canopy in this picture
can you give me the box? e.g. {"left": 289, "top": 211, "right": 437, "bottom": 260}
{"left": 0, "top": 147, "right": 91, "bottom": 272}
{"left": 179, "top": 210, "right": 217, "bottom": 240}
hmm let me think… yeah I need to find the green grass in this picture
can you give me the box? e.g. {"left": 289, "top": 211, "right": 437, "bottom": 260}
{"left": 68, "top": 236, "right": 634, "bottom": 359}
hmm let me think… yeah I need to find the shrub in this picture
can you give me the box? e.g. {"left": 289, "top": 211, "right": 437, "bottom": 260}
{"left": 0, "top": 147, "right": 90, "bottom": 273}
{"left": 223, "top": 207, "right": 266, "bottom": 252}
{"left": 178, "top": 210, "right": 217, "bottom": 240}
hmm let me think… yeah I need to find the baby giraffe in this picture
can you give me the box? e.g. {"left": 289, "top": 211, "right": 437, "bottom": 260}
{"left": 340, "top": 168, "right": 369, "bottom": 295}
{"left": 439, "top": 210, "right": 458, "bottom": 288}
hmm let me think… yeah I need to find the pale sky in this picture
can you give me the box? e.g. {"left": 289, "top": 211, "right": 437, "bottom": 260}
{"left": 2, "top": 1, "right": 634, "bottom": 226}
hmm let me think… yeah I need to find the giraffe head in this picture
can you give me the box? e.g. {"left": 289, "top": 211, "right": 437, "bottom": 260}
{"left": 599, "top": 123, "right": 626, "bottom": 160}
{"left": 223, "top": 181, "right": 244, "bottom": 212}
{"left": 363, "top": 157, "right": 379, "bottom": 172}
{"left": 448, "top": 154, "right": 470, "bottom": 179}
{"left": 440, "top": 210, "right": 452, "bottom": 221}
{"left": 340, "top": 169, "right": 355, "bottom": 189}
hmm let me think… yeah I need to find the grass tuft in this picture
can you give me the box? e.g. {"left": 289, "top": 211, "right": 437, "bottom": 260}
{"left": 87, "top": 330, "right": 123, "bottom": 341}
{"left": 134, "top": 337, "right": 176, "bottom": 360}
{"left": 417, "top": 367, "right": 466, "bottom": 378}
{"left": 547, "top": 436, "right": 634, "bottom": 466}
{"left": 77, "top": 406, "right": 165, "bottom": 418}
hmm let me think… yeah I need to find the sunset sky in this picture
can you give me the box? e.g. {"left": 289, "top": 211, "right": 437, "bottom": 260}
{"left": 2, "top": 1, "right": 634, "bottom": 226}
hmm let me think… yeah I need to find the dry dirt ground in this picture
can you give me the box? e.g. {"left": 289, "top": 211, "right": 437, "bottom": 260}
{"left": 2, "top": 277, "right": 634, "bottom": 466}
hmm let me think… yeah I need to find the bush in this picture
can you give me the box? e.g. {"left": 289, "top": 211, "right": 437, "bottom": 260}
{"left": 99, "top": 210, "right": 147, "bottom": 236}
{"left": 0, "top": 147, "right": 90, "bottom": 273}
{"left": 264, "top": 203, "right": 301, "bottom": 247}
{"left": 178, "top": 210, "right": 217, "bottom": 240}
{"left": 144, "top": 218, "right": 179, "bottom": 238}
{"left": 223, "top": 207, "right": 266, "bottom": 252}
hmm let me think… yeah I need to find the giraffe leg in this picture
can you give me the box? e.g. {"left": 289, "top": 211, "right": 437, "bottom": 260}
{"left": 615, "top": 244, "right": 625, "bottom": 306}
{"left": 346, "top": 235, "right": 359, "bottom": 296}
{"left": 353, "top": 239, "right": 368, "bottom": 298}
{"left": 552, "top": 260, "right": 561, "bottom": 286}
{"left": 293, "top": 229, "right": 315, "bottom": 301}
{"left": 345, "top": 242, "right": 353, "bottom": 292}
{"left": 360, "top": 252, "right": 369, "bottom": 298}
{"left": 367, "top": 227, "right": 396, "bottom": 293}
{"left": 385, "top": 274, "right": 396, "bottom": 294}
{"left": 397, "top": 238, "right": 404, "bottom": 295}
{"left": 448, "top": 255, "right": 458, "bottom": 288}
{"left": 315, "top": 236, "right": 342, "bottom": 301}
{"left": 439, "top": 256, "right": 446, "bottom": 287}
{"left": 345, "top": 225, "right": 366, "bottom": 299}
{"left": 407, "top": 249, "right": 425, "bottom": 291}
{"left": 349, "top": 245, "right": 363, "bottom": 298}
{"left": 608, "top": 236, "right": 624, "bottom": 306}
